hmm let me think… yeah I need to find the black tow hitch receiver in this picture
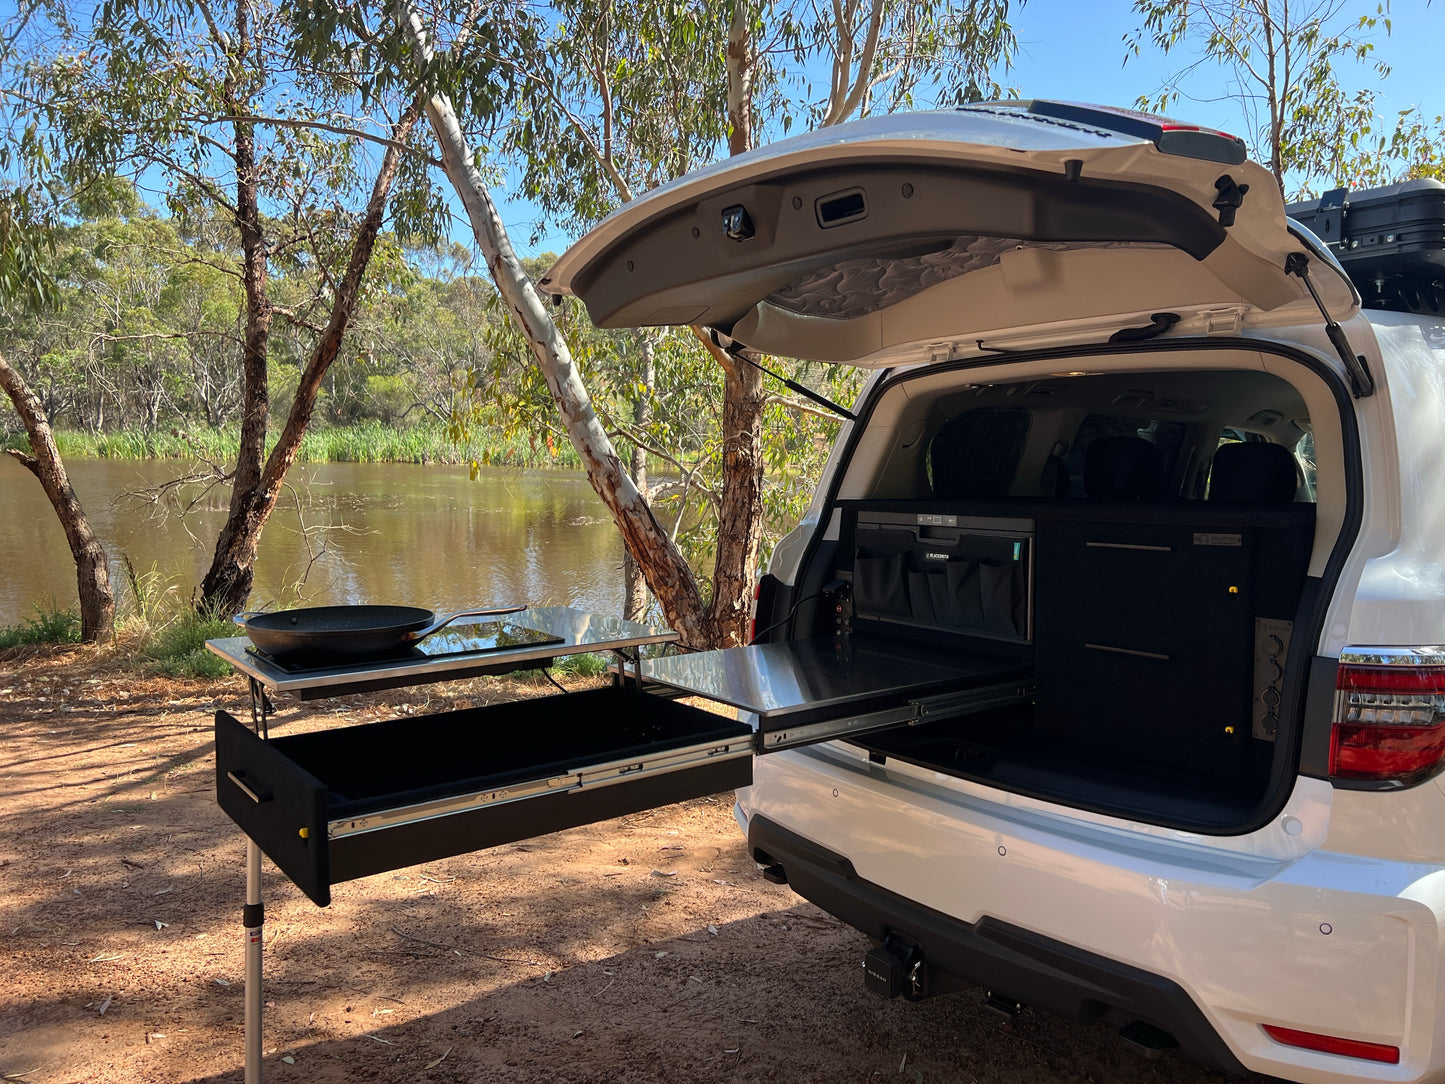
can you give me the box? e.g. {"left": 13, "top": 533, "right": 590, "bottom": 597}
{"left": 863, "top": 935, "right": 927, "bottom": 1000}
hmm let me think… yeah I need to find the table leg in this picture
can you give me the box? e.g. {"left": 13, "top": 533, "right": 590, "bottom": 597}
{"left": 245, "top": 838, "right": 264, "bottom": 1083}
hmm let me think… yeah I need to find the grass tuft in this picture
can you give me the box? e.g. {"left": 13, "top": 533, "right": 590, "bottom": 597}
{"left": 139, "top": 611, "right": 236, "bottom": 678}
{"left": 0, "top": 604, "right": 83, "bottom": 649}
{"left": 552, "top": 652, "right": 610, "bottom": 678}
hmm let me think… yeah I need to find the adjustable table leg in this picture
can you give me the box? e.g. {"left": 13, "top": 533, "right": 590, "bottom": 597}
{"left": 244, "top": 838, "right": 264, "bottom": 1084}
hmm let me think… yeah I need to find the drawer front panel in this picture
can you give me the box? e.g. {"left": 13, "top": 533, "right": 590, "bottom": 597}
{"left": 216, "top": 710, "right": 332, "bottom": 905}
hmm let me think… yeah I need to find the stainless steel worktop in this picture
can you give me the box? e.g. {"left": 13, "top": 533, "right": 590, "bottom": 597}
{"left": 638, "top": 635, "right": 1027, "bottom": 719}
{"left": 207, "top": 605, "right": 677, "bottom": 696}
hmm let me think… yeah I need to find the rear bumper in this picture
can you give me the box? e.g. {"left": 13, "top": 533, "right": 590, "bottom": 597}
{"left": 747, "top": 813, "right": 1246, "bottom": 1074}
{"left": 738, "top": 744, "right": 1445, "bottom": 1083}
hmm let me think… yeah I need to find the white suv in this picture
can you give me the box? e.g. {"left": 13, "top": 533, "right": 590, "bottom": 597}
{"left": 544, "top": 102, "right": 1445, "bottom": 1083}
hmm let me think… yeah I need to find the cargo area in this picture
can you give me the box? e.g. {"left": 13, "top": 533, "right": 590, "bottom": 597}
{"left": 751, "top": 360, "right": 1343, "bottom": 831}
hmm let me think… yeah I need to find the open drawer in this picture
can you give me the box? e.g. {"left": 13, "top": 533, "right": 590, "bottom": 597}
{"left": 215, "top": 686, "right": 753, "bottom": 906}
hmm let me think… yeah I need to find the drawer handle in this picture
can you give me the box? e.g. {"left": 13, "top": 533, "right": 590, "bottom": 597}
{"left": 227, "top": 771, "right": 271, "bottom": 804}
{"left": 1085, "top": 642, "right": 1171, "bottom": 661}
{"left": 1084, "top": 541, "right": 1172, "bottom": 552}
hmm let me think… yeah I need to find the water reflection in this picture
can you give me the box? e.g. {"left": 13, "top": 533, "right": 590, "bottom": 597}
{"left": 0, "top": 458, "right": 625, "bottom": 623}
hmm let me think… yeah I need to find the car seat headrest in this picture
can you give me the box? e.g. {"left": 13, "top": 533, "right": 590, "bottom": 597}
{"left": 930, "top": 409, "right": 1030, "bottom": 499}
{"left": 1083, "top": 436, "right": 1165, "bottom": 499}
{"left": 1210, "top": 441, "right": 1298, "bottom": 502}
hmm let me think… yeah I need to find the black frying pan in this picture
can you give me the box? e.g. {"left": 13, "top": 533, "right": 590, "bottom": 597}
{"left": 233, "top": 604, "right": 527, "bottom": 663}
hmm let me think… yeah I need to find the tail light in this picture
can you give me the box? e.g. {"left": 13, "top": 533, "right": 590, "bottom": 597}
{"left": 1262, "top": 1024, "right": 1399, "bottom": 1064}
{"left": 1331, "top": 649, "right": 1445, "bottom": 785}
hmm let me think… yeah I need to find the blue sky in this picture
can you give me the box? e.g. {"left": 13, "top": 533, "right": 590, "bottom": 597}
{"left": 3, "top": 0, "right": 1435, "bottom": 259}
{"left": 491, "top": 0, "right": 1442, "bottom": 257}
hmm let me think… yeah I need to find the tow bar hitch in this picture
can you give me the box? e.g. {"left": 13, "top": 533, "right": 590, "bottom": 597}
{"left": 863, "top": 935, "right": 928, "bottom": 1000}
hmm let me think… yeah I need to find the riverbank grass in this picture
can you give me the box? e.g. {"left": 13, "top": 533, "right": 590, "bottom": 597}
{"left": 140, "top": 612, "right": 237, "bottom": 678}
{"left": 9, "top": 421, "right": 583, "bottom": 468}
{"left": 0, "top": 604, "right": 82, "bottom": 650}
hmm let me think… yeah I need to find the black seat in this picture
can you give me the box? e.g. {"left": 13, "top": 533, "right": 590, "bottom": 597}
{"left": 1083, "top": 436, "right": 1165, "bottom": 499}
{"left": 930, "top": 409, "right": 1031, "bottom": 499}
{"left": 1210, "top": 442, "right": 1298, "bottom": 502}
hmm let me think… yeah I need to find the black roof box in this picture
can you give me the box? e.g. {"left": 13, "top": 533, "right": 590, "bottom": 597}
{"left": 1287, "top": 178, "right": 1445, "bottom": 315}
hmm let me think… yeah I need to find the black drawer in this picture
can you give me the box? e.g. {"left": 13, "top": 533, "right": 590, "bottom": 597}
{"left": 215, "top": 687, "right": 754, "bottom": 906}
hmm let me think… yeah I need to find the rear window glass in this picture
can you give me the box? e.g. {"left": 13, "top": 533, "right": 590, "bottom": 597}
{"left": 927, "top": 408, "right": 1031, "bottom": 499}
{"left": 1061, "top": 415, "right": 1186, "bottom": 497}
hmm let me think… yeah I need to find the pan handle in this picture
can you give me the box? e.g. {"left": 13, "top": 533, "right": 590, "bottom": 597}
{"left": 406, "top": 604, "right": 528, "bottom": 642}
{"left": 232, "top": 611, "right": 265, "bottom": 627}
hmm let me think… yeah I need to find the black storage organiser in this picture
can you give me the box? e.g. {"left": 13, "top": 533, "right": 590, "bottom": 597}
{"left": 841, "top": 506, "right": 1032, "bottom": 643}
{"left": 216, "top": 686, "right": 754, "bottom": 906}
{"left": 1287, "top": 179, "right": 1445, "bottom": 314}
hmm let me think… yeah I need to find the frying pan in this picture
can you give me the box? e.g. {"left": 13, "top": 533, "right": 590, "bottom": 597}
{"left": 233, "top": 604, "right": 527, "bottom": 663}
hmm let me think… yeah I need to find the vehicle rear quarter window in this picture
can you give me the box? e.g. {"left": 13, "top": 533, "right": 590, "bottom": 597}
{"left": 927, "top": 408, "right": 1031, "bottom": 498}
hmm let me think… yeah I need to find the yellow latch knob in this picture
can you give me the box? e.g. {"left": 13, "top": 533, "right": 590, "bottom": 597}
{"left": 1228, "top": 585, "right": 1239, "bottom": 594}
{"left": 298, "top": 827, "right": 310, "bottom": 840}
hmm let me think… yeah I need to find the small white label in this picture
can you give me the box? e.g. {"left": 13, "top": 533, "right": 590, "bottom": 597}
{"left": 1194, "top": 532, "right": 1242, "bottom": 547}
{"left": 924, "top": 552, "right": 950, "bottom": 561}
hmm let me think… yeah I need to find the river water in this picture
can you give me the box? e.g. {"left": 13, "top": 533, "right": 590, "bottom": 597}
{"left": 0, "top": 457, "right": 626, "bottom": 626}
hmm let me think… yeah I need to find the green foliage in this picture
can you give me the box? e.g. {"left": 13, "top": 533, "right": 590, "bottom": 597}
{"left": 0, "top": 603, "right": 83, "bottom": 649}
{"left": 552, "top": 652, "right": 610, "bottom": 678}
{"left": 1126, "top": 0, "right": 1438, "bottom": 196}
{"left": 3, "top": 422, "right": 583, "bottom": 468}
{"left": 115, "top": 560, "right": 237, "bottom": 676}
{"left": 140, "top": 612, "right": 235, "bottom": 678}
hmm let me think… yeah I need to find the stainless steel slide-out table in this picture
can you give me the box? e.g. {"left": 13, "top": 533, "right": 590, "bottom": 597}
{"left": 209, "top": 614, "right": 1031, "bottom": 1082}
{"left": 633, "top": 634, "right": 1034, "bottom": 751}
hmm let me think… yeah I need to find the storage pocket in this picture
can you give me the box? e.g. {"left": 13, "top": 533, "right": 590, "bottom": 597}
{"left": 907, "top": 569, "right": 939, "bottom": 625}
{"left": 943, "top": 559, "right": 985, "bottom": 629}
{"left": 854, "top": 553, "right": 910, "bottom": 617}
{"left": 979, "top": 562, "right": 1017, "bottom": 637}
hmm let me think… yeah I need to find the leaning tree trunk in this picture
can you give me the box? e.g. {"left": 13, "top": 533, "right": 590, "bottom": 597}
{"left": 0, "top": 350, "right": 115, "bottom": 642}
{"left": 703, "top": 349, "right": 766, "bottom": 646}
{"left": 198, "top": 0, "right": 273, "bottom": 617}
{"left": 696, "top": 2, "right": 767, "bottom": 647}
{"left": 199, "top": 102, "right": 422, "bottom": 617}
{"left": 621, "top": 329, "right": 657, "bottom": 623}
{"left": 403, "top": 6, "right": 715, "bottom": 648}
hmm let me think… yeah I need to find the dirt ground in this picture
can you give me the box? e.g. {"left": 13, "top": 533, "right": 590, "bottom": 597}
{"left": 0, "top": 644, "right": 1277, "bottom": 1084}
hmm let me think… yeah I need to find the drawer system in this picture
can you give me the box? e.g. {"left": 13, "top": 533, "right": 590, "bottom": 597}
{"left": 216, "top": 687, "right": 755, "bottom": 906}
{"left": 215, "top": 635, "right": 1032, "bottom": 908}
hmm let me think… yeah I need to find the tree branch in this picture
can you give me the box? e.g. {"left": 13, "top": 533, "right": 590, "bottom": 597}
{"left": 209, "top": 114, "right": 440, "bottom": 162}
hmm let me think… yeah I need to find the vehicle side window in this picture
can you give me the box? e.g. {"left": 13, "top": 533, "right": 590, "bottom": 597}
{"left": 927, "top": 408, "right": 1031, "bottom": 499}
{"left": 1294, "top": 430, "right": 1317, "bottom": 501}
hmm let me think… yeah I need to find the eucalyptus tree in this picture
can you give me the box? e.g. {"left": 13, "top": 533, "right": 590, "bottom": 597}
{"left": 0, "top": 171, "right": 115, "bottom": 641}
{"left": 5, "top": 0, "right": 438, "bottom": 617}
{"left": 1126, "top": 0, "right": 1437, "bottom": 196}
{"left": 299, "top": 0, "right": 1020, "bottom": 647}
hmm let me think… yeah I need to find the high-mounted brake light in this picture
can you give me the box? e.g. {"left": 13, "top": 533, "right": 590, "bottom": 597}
{"left": 1262, "top": 1024, "right": 1400, "bottom": 1064}
{"left": 1331, "top": 650, "right": 1445, "bottom": 785}
{"left": 977, "top": 100, "right": 1248, "bottom": 166}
